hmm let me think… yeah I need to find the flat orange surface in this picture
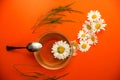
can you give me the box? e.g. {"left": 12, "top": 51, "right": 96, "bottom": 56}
{"left": 0, "top": 0, "right": 120, "bottom": 80}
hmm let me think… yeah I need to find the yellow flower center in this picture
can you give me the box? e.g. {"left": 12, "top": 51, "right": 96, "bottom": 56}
{"left": 87, "top": 25, "right": 91, "bottom": 30}
{"left": 91, "top": 36, "right": 95, "bottom": 41}
{"left": 81, "top": 34, "right": 86, "bottom": 38}
{"left": 82, "top": 44, "right": 87, "bottom": 49}
{"left": 95, "top": 24, "right": 101, "bottom": 29}
{"left": 57, "top": 46, "right": 65, "bottom": 54}
{"left": 92, "top": 14, "right": 97, "bottom": 19}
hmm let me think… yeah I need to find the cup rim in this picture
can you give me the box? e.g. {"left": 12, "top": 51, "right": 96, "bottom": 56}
{"left": 34, "top": 31, "right": 72, "bottom": 70}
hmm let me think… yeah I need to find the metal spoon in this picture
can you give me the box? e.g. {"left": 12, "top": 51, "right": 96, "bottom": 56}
{"left": 6, "top": 42, "right": 42, "bottom": 52}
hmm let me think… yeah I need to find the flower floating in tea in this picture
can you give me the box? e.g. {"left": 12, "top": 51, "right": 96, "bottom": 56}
{"left": 51, "top": 40, "right": 70, "bottom": 60}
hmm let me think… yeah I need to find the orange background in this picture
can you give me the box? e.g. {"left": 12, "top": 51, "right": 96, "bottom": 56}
{"left": 0, "top": 0, "right": 120, "bottom": 80}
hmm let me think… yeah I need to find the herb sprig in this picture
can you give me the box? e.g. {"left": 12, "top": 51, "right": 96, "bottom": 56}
{"left": 32, "top": 3, "right": 83, "bottom": 33}
{"left": 13, "top": 64, "right": 69, "bottom": 80}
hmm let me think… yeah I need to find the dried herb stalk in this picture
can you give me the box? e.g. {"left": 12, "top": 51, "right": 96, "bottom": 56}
{"left": 13, "top": 64, "right": 69, "bottom": 80}
{"left": 13, "top": 64, "right": 43, "bottom": 79}
{"left": 32, "top": 3, "right": 83, "bottom": 33}
{"left": 44, "top": 73, "right": 69, "bottom": 80}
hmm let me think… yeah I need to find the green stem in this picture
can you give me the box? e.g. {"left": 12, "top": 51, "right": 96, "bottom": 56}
{"left": 13, "top": 64, "right": 42, "bottom": 79}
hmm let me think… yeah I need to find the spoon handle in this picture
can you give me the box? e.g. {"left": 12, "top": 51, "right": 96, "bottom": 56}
{"left": 6, "top": 46, "right": 26, "bottom": 51}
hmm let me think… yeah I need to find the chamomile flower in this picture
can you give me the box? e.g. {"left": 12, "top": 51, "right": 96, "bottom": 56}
{"left": 92, "top": 18, "right": 107, "bottom": 33}
{"left": 87, "top": 10, "right": 101, "bottom": 22}
{"left": 78, "top": 30, "right": 89, "bottom": 41}
{"left": 78, "top": 41, "right": 91, "bottom": 52}
{"left": 71, "top": 40, "right": 78, "bottom": 56}
{"left": 88, "top": 33, "right": 98, "bottom": 45}
{"left": 76, "top": 10, "right": 107, "bottom": 53}
{"left": 82, "top": 20, "right": 93, "bottom": 32}
{"left": 51, "top": 40, "right": 70, "bottom": 60}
